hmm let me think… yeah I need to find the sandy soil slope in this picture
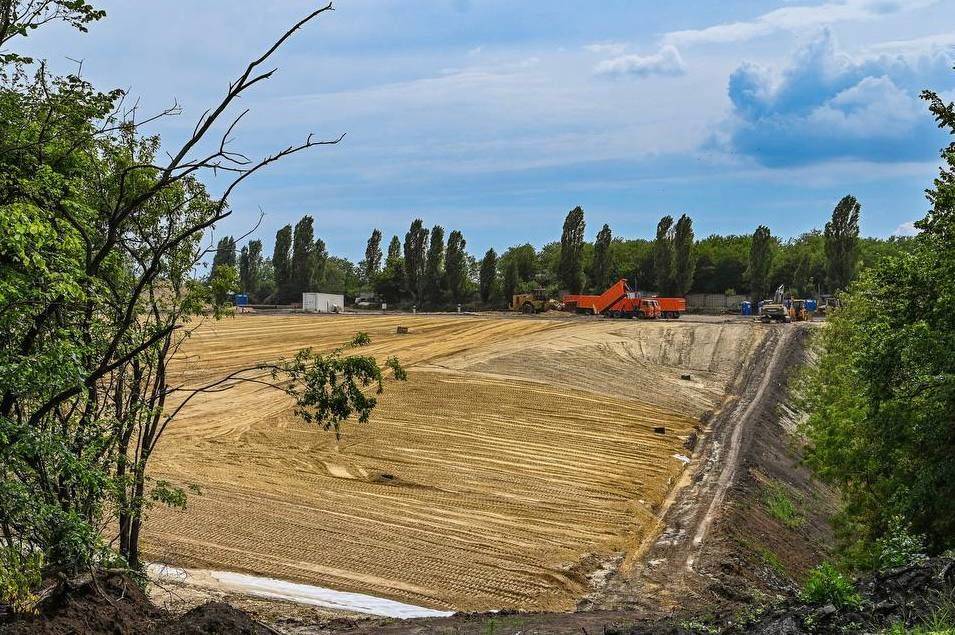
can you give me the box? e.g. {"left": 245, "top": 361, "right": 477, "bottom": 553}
{"left": 145, "top": 314, "right": 764, "bottom": 612}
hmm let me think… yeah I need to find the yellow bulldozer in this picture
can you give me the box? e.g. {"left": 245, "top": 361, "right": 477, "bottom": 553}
{"left": 512, "top": 289, "right": 555, "bottom": 314}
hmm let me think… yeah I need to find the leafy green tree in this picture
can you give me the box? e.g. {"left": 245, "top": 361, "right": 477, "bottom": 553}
{"left": 387, "top": 234, "right": 401, "bottom": 261}
{"left": 445, "top": 230, "right": 468, "bottom": 303}
{"left": 502, "top": 258, "right": 519, "bottom": 304}
{"left": 557, "top": 206, "right": 586, "bottom": 293}
{"left": 310, "top": 237, "right": 328, "bottom": 290}
{"left": 0, "top": 4, "right": 404, "bottom": 590}
{"left": 425, "top": 224, "right": 445, "bottom": 305}
{"left": 749, "top": 225, "right": 774, "bottom": 304}
{"left": 692, "top": 234, "right": 751, "bottom": 294}
{"left": 824, "top": 195, "right": 861, "bottom": 292}
{"left": 799, "top": 87, "right": 955, "bottom": 563}
{"left": 652, "top": 215, "right": 674, "bottom": 293}
{"left": 272, "top": 224, "right": 293, "bottom": 301}
{"left": 672, "top": 214, "right": 696, "bottom": 295}
{"left": 210, "top": 235, "right": 236, "bottom": 275}
{"left": 239, "top": 239, "right": 263, "bottom": 298}
{"left": 479, "top": 248, "right": 497, "bottom": 304}
{"left": 403, "top": 219, "right": 429, "bottom": 303}
{"left": 590, "top": 224, "right": 612, "bottom": 291}
{"left": 375, "top": 237, "right": 405, "bottom": 304}
{"left": 363, "top": 228, "right": 382, "bottom": 282}
{"left": 291, "top": 215, "right": 315, "bottom": 296}
{"left": 0, "top": 1, "right": 104, "bottom": 61}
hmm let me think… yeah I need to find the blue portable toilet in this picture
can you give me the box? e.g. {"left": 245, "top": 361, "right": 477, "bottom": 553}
{"left": 741, "top": 301, "right": 752, "bottom": 316}
{"left": 234, "top": 293, "right": 249, "bottom": 307}
{"left": 805, "top": 298, "right": 817, "bottom": 312}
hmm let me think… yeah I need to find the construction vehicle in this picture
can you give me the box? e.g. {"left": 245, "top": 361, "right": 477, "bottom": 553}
{"left": 817, "top": 294, "right": 840, "bottom": 316}
{"left": 758, "top": 285, "right": 791, "bottom": 323}
{"left": 563, "top": 279, "right": 686, "bottom": 319}
{"left": 511, "top": 288, "right": 556, "bottom": 314}
{"left": 788, "top": 298, "right": 811, "bottom": 322}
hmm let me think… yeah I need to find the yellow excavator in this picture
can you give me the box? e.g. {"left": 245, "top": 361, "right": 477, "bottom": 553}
{"left": 511, "top": 289, "right": 555, "bottom": 314}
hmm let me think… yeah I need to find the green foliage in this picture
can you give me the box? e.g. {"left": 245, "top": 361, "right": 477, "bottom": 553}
{"left": 479, "top": 248, "right": 497, "bottom": 303}
{"left": 270, "top": 334, "right": 407, "bottom": 439}
{"left": 800, "top": 563, "right": 862, "bottom": 609}
{"left": 672, "top": 213, "right": 696, "bottom": 295}
{"left": 557, "top": 206, "right": 586, "bottom": 293}
{"left": 692, "top": 234, "right": 751, "bottom": 294}
{"left": 0, "top": 549, "right": 43, "bottom": 614}
{"left": 824, "top": 195, "right": 861, "bottom": 292}
{"left": 272, "top": 224, "right": 293, "bottom": 301}
{"left": 763, "top": 481, "right": 804, "bottom": 529}
{"left": 653, "top": 215, "right": 674, "bottom": 292}
{"left": 590, "top": 223, "right": 613, "bottom": 292}
{"left": 444, "top": 229, "right": 469, "bottom": 303}
{"left": 364, "top": 228, "right": 383, "bottom": 282}
{"left": 403, "top": 219, "right": 429, "bottom": 302}
{"left": 291, "top": 215, "right": 316, "bottom": 297}
{"left": 749, "top": 225, "right": 774, "bottom": 303}
{"left": 799, "top": 82, "right": 955, "bottom": 566}
{"left": 875, "top": 516, "right": 927, "bottom": 570}
{"left": 425, "top": 225, "right": 445, "bottom": 305}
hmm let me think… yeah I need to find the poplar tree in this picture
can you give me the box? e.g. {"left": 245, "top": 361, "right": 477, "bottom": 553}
{"left": 479, "top": 248, "right": 497, "bottom": 303}
{"left": 445, "top": 230, "right": 468, "bottom": 303}
{"left": 239, "top": 239, "right": 263, "bottom": 297}
{"left": 824, "top": 195, "right": 861, "bottom": 292}
{"left": 557, "top": 206, "right": 586, "bottom": 293}
{"left": 404, "top": 219, "right": 429, "bottom": 303}
{"left": 273, "top": 225, "right": 293, "bottom": 301}
{"left": 590, "top": 224, "right": 612, "bottom": 291}
{"left": 749, "top": 225, "right": 774, "bottom": 305}
{"left": 653, "top": 215, "right": 674, "bottom": 293}
{"left": 291, "top": 215, "right": 315, "bottom": 295}
{"left": 425, "top": 225, "right": 445, "bottom": 304}
{"left": 364, "top": 228, "right": 383, "bottom": 282}
{"left": 672, "top": 214, "right": 696, "bottom": 295}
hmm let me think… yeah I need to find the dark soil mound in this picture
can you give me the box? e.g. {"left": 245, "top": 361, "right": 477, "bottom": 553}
{"left": 155, "top": 601, "right": 273, "bottom": 635}
{"left": 0, "top": 574, "right": 270, "bottom": 635}
{"left": 0, "top": 571, "right": 164, "bottom": 634}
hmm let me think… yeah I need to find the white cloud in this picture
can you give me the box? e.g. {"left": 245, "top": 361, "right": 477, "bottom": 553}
{"left": 893, "top": 220, "right": 919, "bottom": 236}
{"left": 584, "top": 42, "right": 628, "bottom": 56}
{"left": 665, "top": 0, "right": 939, "bottom": 46}
{"left": 594, "top": 45, "right": 686, "bottom": 78}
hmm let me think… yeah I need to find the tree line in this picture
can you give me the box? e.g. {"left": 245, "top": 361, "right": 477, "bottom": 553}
{"left": 225, "top": 198, "right": 909, "bottom": 307}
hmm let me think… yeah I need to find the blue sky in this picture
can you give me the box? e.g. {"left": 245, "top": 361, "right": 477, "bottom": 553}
{"left": 20, "top": 1, "right": 955, "bottom": 261}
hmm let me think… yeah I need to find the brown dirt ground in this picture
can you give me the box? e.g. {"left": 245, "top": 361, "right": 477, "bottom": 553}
{"left": 145, "top": 314, "right": 765, "bottom": 613}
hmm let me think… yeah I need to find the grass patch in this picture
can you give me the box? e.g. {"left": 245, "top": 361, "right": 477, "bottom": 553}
{"left": 800, "top": 562, "right": 862, "bottom": 609}
{"left": 757, "top": 545, "right": 787, "bottom": 576}
{"left": 763, "top": 480, "right": 805, "bottom": 528}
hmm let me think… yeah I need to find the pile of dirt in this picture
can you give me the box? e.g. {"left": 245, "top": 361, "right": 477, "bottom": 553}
{"left": 0, "top": 573, "right": 270, "bottom": 635}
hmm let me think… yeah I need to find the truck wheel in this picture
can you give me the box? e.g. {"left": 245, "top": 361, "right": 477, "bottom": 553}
{"left": 522, "top": 302, "right": 535, "bottom": 314}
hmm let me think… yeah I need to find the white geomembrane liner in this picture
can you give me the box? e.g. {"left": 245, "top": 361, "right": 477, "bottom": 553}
{"left": 148, "top": 564, "right": 454, "bottom": 619}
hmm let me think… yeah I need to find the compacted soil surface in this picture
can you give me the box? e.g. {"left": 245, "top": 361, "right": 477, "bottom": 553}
{"left": 145, "top": 313, "right": 765, "bottom": 612}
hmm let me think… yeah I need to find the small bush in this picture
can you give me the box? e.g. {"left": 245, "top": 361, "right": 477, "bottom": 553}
{"left": 800, "top": 562, "right": 862, "bottom": 609}
{"left": 876, "top": 515, "right": 927, "bottom": 570}
{"left": 0, "top": 549, "right": 44, "bottom": 614}
{"left": 763, "top": 481, "right": 804, "bottom": 528}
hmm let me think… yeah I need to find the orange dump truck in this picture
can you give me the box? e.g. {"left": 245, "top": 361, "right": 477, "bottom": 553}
{"left": 563, "top": 279, "right": 686, "bottom": 319}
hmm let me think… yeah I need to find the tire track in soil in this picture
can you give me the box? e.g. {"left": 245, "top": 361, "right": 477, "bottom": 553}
{"left": 584, "top": 325, "right": 798, "bottom": 613}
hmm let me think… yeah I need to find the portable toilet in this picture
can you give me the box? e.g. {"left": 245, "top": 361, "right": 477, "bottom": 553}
{"left": 741, "top": 301, "right": 752, "bottom": 316}
{"left": 234, "top": 293, "right": 249, "bottom": 307}
{"left": 805, "top": 298, "right": 818, "bottom": 312}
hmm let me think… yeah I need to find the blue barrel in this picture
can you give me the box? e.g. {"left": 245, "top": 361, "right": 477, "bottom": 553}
{"left": 805, "top": 298, "right": 817, "bottom": 311}
{"left": 235, "top": 293, "right": 249, "bottom": 306}
{"left": 741, "top": 301, "right": 752, "bottom": 316}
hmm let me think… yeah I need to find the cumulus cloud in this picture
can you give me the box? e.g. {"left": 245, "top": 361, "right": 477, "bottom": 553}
{"left": 719, "top": 29, "right": 955, "bottom": 166}
{"left": 666, "top": 0, "right": 939, "bottom": 46}
{"left": 893, "top": 221, "right": 920, "bottom": 236}
{"left": 594, "top": 45, "right": 686, "bottom": 78}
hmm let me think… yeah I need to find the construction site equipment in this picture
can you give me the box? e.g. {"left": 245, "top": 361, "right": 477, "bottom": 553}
{"left": 564, "top": 279, "right": 686, "bottom": 319}
{"left": 788, "top": 299, "right": 811, "bottom": 322}
{"left": 511, "top": 289, "right": 555, "bottom": 314}
{"left": 759, "top": 303, "right": 790, "bottom": 323}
